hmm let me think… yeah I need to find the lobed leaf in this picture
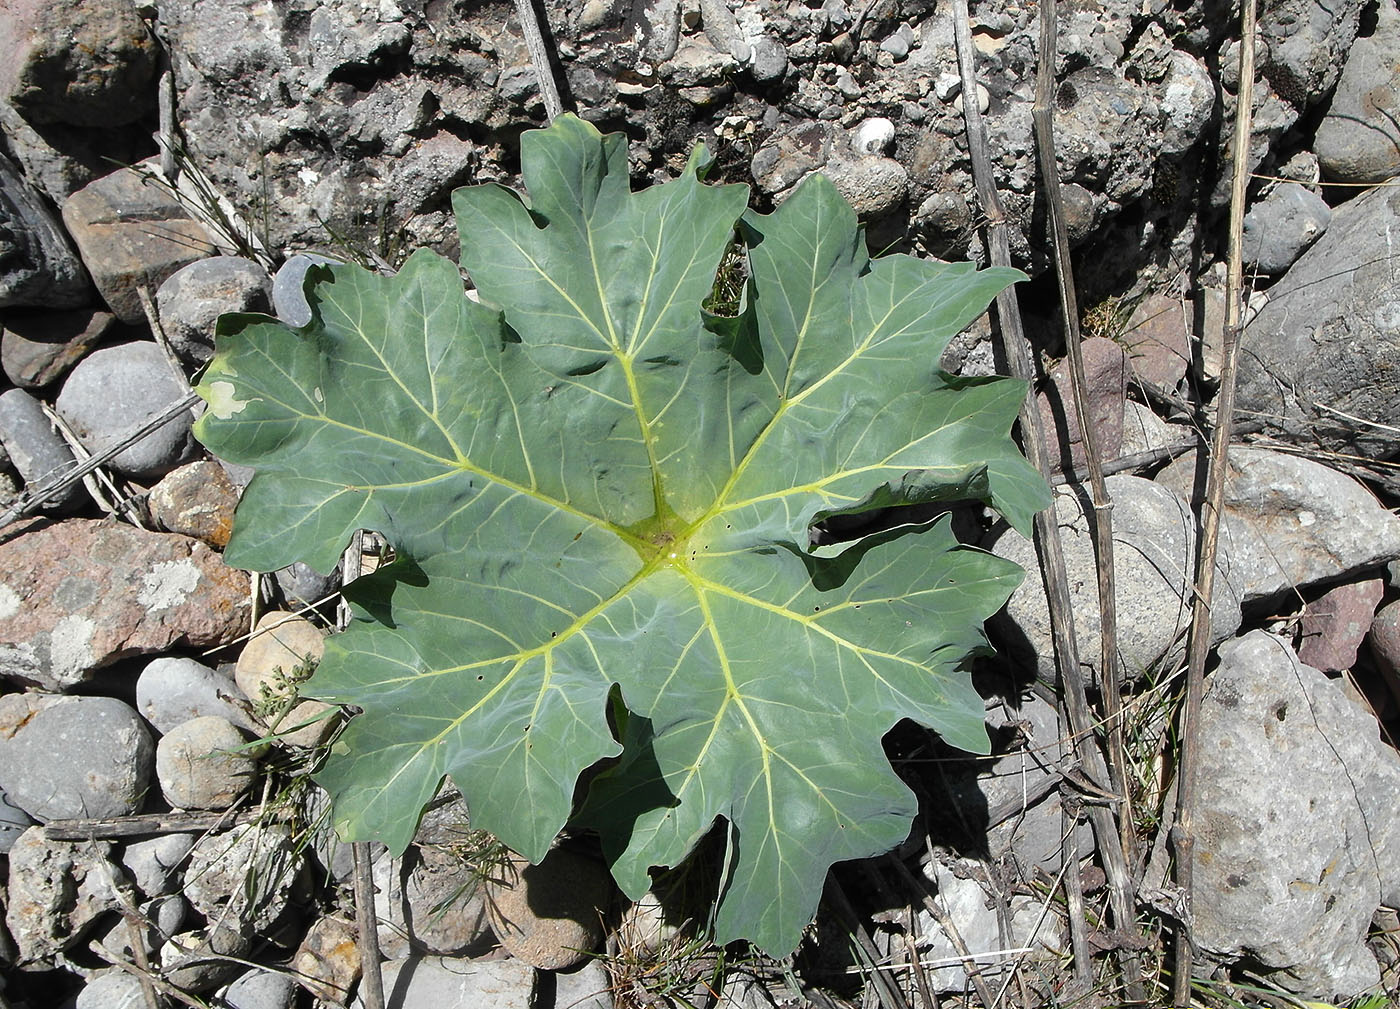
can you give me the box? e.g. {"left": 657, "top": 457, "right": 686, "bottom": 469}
{"left": 194, "top": 114, "right": 1049, "bottom": 955}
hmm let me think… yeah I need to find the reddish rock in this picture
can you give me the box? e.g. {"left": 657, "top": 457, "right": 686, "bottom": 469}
{"left": 0, "top": 517, "right": 250, "bottom": 691}
{"left": 1120, "top": 293, "right": 1191, "bottom": 393}
{"left": 61, "top": 163, "right": 216, "bottom": 324}
{"left": 0, "top": 307, "right": 116, "bottom": 389}
{"left": 1298, "top": 578, "right": 1385, "bottom": 672}
{"left": 149, "top": 460, "right": 240, "bottom": 549}
{"left": 1035, "top": 336, "right": 1128, "bottom": 475}
{"left": 1368, "top": 598, "right": 1400, "bottom": 703}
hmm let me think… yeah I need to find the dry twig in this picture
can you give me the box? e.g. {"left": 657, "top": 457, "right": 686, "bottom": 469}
{"left": 1171, "top": 0, "right": 1258, "bottom": 1001}
{"left": 949, "top": 0, "right": 1145, "bottom": 998}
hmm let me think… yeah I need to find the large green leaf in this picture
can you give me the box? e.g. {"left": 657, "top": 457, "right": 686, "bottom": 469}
{"left": 194, "top": 114, "right": 1049, "bottom": 955}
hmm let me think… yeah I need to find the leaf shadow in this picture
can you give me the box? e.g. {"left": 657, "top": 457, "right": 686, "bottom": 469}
{"left": 339, "top": 554, "right": 430, "bottom": 630}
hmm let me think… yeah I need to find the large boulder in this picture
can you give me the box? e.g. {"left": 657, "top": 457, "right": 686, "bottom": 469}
{"left": 1155, "top": 447, "right": 1400, "bottom": 603}
{"left": 1234, "top": 181, "right": 1400, "bottom": 460}
{"left": 1190, "top": 631, "right": 1400, "bottom": 997}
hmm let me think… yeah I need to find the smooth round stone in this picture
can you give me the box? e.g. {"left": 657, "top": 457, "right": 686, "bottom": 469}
{"left": 75, "top": 969, "right": 148, "bottom": 1009}
{"left": 0, "top": 693, "right": 153, "bottom": 822}
{"left": 155, "top": 716, "right": 258, "bottom": 810}
{"left": 220, "top": 968, "right": 298, "bottom": 1009}
{"left": 483, "top": 848, "right": 611, "bottom": 970}
{"left": 137, "top": 655, "right": 259, "bottom": 735}
{"left": 272, "top": 253, "right": 342, "bottom": 328}
{"left": 121, "top": 832, "right": 196, "bottom": 897}
{"left": 54, "top": 340, "right": 197, "bottom": 478}
{"left": 156, "top": 256, "right": 272, "bottom": 369}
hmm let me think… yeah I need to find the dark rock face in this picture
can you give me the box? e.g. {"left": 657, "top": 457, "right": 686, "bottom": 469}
{"left": 0, "top": 0, "right": 158, "bottom": 127}
{"left": 0, "top": 151, "right": 91, "bottom": 309}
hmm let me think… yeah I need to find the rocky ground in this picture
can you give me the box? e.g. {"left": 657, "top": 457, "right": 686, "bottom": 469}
{"left": 2, "top": 0, "right": 1400, "bottom": 1007}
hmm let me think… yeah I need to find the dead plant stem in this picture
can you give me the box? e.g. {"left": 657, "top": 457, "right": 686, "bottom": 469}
{"left": 950, "top": 0, "right": 1145, "bottom": 998}
{"left": 1170, "top": 0, "right": 1257, "bottom": 1001}
{"left": 1030, "top": 0, "right": 1133, "bottom": 862}
{"left": 513, "top": 0, "right": 564, "bottom": 121}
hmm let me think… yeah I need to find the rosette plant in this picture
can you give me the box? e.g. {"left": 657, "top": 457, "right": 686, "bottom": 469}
{"left": 194, "top": 114, "right": 1049, "bottom": 954}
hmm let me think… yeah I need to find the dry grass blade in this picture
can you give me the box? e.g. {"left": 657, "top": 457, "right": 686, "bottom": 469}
{"left": 0, "top": 392, "right": 201, "bottom": 531}
{"left": 825, "top": 874, "right": 910, "bottom": 1009}
{"left": 1171, "top": 0, "right": 1258, "bottom": 1001}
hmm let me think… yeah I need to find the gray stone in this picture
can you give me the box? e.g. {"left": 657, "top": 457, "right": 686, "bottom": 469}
{"left": 1158, "top": 51, "right": 1215, "bottom": 157}
{"left": 351, "top": 956, "right": 535, "bottom": 1009}
{"left": 1257, "top": 0, "right": 1365, "bottom": 108}
{"left": 0, "top": 0, "right": 158, "bottom": 127}
{"left": 145, "top": 892, "right": 188, "bottom": 938}
{"left": 271, "top": 253, "right": 343, "bottom": 328}
{"left": 220, "top": 969, "right": 299, "bottom": 1009}
{"left": 913, "top": 861, "right": 1059, "bottom": 992}
{"left": 136, "top": 655, "right": 258, "bottom": 734}
{"left": 159, "top": 926, "right": 248, "bottom": 993}
{"left": 1, "top": 307, "right": 115, "bottom": 390}
{"left": 75, "top": 969, "right": 148, "bottom": 1009}
{"left": 750, "top": 123, "right": 828, "bottom": 196}
{"left": 554, "top": 961, "right": 615, "bottom": 1009}
{"left": 372, "top": 845, "right": 494, "bottom": 958}
{"left": 0, "top": 151, "right": 91, "bottom": 309}
{"left": 0, "top": 785, "right": 34, "bottom": 853}
{"left": 184, "top": 823, "right": 305, "bottom": 934}
{"left": 120, "top": 833, "right": 196, "bottom": 898}
{"left": 1155, "top": 447, "right": 1400, "bottom": 602}
{"left": 0, "top": 100, "right": 124, "bottom": 202}
{"left": 5, "top": 826, "right": 119, "bottom": 963}
{"left": 156, "top": 256, "right": 273, "bottom": 369}
{"left": 61, "top": 162, "right": 217, "bottom": 325}
{"left": 0, "top": 693, "right": 154, "bottom": 822}
{"left": 879, "top": 28, "right": 911, "bottom": 60}
{"left": 988, "top": 475, "right": 1243, "bottom": 686}
{"left": 1314, "top": 0, "right": 1400, "bottom": 183}
{"left": 1241, "top": 183, "right": 1331, "bottom": 274}
{"left": 747, "top": 34, "right": 788, "bottom": 81}
{"left": 155, "top": 715, "right": 258, "bottom": 811}
{"left": 274, "top": 560, "right": 341, "bottom": 609}
{"left": 0, "top": 387, "right": 85, "bottom": 511}
{"left": 825, "top": 155, "right": 909, "bottom": 216}
{"left": 1191, "top": 631, "right": 1400, "bottom": 997}
{"left": 1119, "top": 399, "right": 1178, "bottom": 458}
{"left": 1235, "top": 154, "right": 1400, "bottom": 458}
{"left": 54, "top": 340, "right": 197, "bottom": 478}
{"left": 484, "top": 847, "right": 612, "bottom": 970}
